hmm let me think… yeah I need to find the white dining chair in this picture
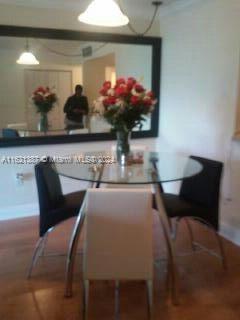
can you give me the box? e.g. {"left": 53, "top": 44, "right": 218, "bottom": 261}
{"left": 68, "top": 128, "right": 89, "bottom": 135}
{"left": 7, "top": 122, "right": 28, "bottom": 137}
{"left": 89, "top": 114, "right": 111, "bottom": 133}
{"left": 7, "top": 122, "right": 27, "bottom": 129}
{"left": 83, "top": 188, "right": 153, "bottom": 319}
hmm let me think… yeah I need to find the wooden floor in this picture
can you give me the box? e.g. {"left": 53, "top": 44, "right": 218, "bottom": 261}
{"left": 0, "top": 214, "right": 240, "bottom": 320}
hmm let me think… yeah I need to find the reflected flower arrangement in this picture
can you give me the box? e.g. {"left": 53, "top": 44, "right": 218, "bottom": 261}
{"left": 31, "top": 86, "right": 57, "bottom": 114}
{"left": 94, "top": 77, "right": 157, "bottom": 132}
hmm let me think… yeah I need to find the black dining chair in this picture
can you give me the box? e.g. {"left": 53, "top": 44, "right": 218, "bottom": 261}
{"left": 153, "top": 155, "right": 226, "bottom": 268}
{"left": 2, "top": 128, "right": 19, "bottom": 138}
{"left": 28, "top": 157, "right": 86, "bottom": 278}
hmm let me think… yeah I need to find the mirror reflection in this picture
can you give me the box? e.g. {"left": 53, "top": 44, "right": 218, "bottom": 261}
{"left": 0, "top": 37, "right": 152, "bottom": 138}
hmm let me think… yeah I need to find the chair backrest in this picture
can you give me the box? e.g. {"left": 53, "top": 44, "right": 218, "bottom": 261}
{"left": 7, "top": 123, "right": 27, "bottom": 129}
{"left": 2, "top": 128, "right": 20, "bottom": 138}
{"left": 68, "top": 128, "right": 89, "bottom": 135}
{"left": 180, "top": 155, "right": 223, "bottom": 209}
{"left": 84, "top": 188, "right": 153, "bottom": 281}
{"left": 35, "top": 158, "right": 63, "bottom": 213}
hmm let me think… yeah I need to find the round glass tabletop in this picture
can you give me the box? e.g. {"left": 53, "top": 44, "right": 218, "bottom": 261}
{"left": 54, "top": 151, "right": 202, "bottom": 185}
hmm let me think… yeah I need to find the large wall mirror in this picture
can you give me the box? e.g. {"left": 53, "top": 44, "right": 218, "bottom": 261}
{"left": 0, "top": 26, "right": 161, "bottom": 147}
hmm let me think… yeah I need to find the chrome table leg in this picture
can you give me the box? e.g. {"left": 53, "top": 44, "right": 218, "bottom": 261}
{"left": 153, "top": 183, "right": 179, "bottom": 305}
{"left": 64, "top": 195, "right": 87, "bottom": 297}
{"left": 151, "top": 159, "right": 179, "bottom": 305}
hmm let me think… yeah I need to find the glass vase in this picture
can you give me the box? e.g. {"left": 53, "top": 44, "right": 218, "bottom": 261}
{"left": 116, "top": 130, "right": 131, "bottom": 166}
{"left": 38, "top": 113, "right": 49, "bottom": 132}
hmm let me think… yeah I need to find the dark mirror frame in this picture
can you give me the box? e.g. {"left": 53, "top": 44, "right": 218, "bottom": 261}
{"left": 0, "top": 25, "right": 161, "bottom": 148}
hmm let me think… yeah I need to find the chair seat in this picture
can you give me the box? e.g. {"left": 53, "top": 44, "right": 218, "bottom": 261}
{"left": 153, "top": 193, "right": 214, "bottom": 224}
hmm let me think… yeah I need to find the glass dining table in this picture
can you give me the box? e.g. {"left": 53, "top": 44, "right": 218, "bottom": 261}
{"left": 54, "top": 150, "right": 202, "bottom": 303}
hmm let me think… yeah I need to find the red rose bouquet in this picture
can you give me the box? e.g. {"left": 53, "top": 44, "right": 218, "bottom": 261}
{"left": 31, "top": 86, "right": 57, "bottom": 114}
{"left": 96, "top": 77, "right": 156, "bottom": 132}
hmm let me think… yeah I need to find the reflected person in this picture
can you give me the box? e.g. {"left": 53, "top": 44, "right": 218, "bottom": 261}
{"left": 64, "top": 85, "right": 89, "bottom": 128}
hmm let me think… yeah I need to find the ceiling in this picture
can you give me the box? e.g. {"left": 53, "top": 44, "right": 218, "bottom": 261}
{"left": 0, "top": 0, "right": 183, "bottom": 12}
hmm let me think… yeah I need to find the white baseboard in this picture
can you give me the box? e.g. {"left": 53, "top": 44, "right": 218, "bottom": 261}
{"left": 0, "top": 203, "right": 38, "bottom": 221}
{"left": 220, "top": 223, "right": 240, "bottom": 246}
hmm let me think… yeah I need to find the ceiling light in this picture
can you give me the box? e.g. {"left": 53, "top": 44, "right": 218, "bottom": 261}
{"left": 78, "top": 0, "right": 129, "bottom": 27}
{"left": 17, "top": 40, "right": 39, "bottom": 65}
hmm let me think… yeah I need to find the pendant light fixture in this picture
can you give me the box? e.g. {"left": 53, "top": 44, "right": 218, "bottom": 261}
{"left": 17, "top": 39, "right": 39, "bottom": 65}
{"left": 78, "top": 0, "right": 129, "bottom": 27}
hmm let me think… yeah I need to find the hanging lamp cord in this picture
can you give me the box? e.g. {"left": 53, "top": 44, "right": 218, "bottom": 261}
{"left": 32, "top": 1, "right": 162, "bottom": 55}
{"left": 35, "top": 40, "right": 108, "bottom": 58}
{"left": 118, "top": 0, "right": 162, "bottom": 36}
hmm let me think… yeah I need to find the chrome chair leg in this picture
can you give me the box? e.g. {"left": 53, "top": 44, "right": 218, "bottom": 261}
{"left": 146, "top": 280, "right": 153, "bottom": 319}
{"left": 115, "top": 281, "right": 120, "bottom": 320}
{"left": 83, "top": 280, "right": 89, "bottom": 320}
{"left": 172, "top": 217, "right": 195, "bottom": 252}
{"left": 189, "top": 217, "right": 227, "bottom": 270}
{"left": 172, "top": 217, "right": 180, "bottom": 241}
{"left": 40, "top": 232, "right": 49, "bottom": 257}
{"left": 182, "top": 218, "right": 196, "bottom": 251}
{"left": 27, "top": 234, "right": 47, "bottom": 279}
{"left": 213, "top": 228, "right": 227, "bottom": 270}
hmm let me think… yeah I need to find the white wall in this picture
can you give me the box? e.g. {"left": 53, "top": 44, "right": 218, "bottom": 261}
{"left": 83, "top": 43, "right": 153, "bottom": 130}
{"left": 82, "top": 43, "right": 152, "bottom": 102}
{"left": 87, "top": 43, "right": 153, "bottom": 89}
{"left": 115, "top": 44, "right": 152, "bottom": 130}
{"left": 159, "top": 0, "right": 240, "bottom": 243}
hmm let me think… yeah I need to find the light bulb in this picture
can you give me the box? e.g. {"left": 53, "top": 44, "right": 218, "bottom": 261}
{"left": 78, "top": 0, "right": 129, "bottom": 27}
{"left": 17, "top": 51, "right": 39, "bottom": 65}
